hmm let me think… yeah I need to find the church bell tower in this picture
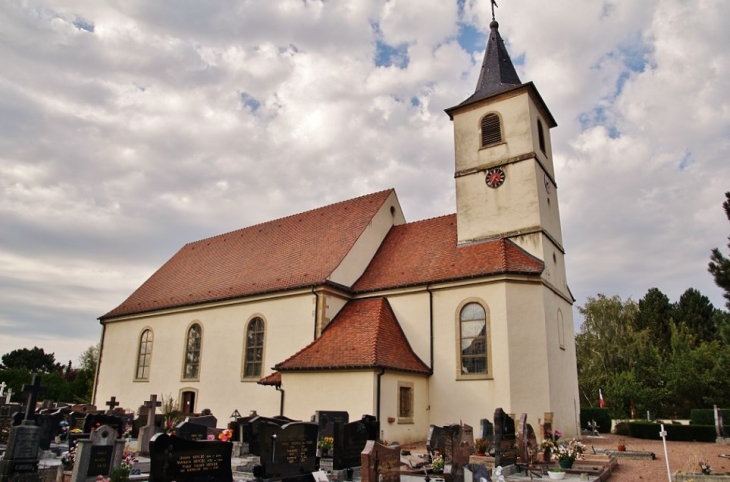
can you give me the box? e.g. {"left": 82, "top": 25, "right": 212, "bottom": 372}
{"left": 445, "top": 16, "right": 569, "bottom": 299}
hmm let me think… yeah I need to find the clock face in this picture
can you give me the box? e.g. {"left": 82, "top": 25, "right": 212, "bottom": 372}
{"left": 544, "top": 173, "right": 552, "bottom": 194}
{"left": 485, "top": 168, "right": 506, "bottom": 188}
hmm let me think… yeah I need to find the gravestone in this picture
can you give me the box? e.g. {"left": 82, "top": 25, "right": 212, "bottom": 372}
{"left": 83, "top": 413, "right": 125, "bottom": 438}
{"left": 149, "top": 433, "right": 233, "bottom": 482}
{"left": 361, "top": 440, "right": 400, "bottom": 482}
{"left": 0, "top": 375, "right": 47, "bottom": 482}
{"left": 104, "top": 397, "right": 120, "bottom": 415}
{"left": 315, "top": 411, "right": 349, "bottom": 440}
{"left": 427, "top": 425, "right": 446, "bottom": 456}
{"left": 517, "top": 414, "right": 538, "bottom": 465}
{"left": 139, "top": 394, "right": 163, "bottom": 455}
{"left": 588, "top": 419, "right": 600, "bottom": 436}
{"left": 715, "top": 405, "right": 728, "bottom": 439}
{"left": 493, "top": 408, "right": 517, "bottom": 468}
{"left": 332, "top": 415, "right": 379, "bottom": 470}
{"left": 254, "top": 421, "right": 318, "bottom": 479}
{"left": 175, "top": 419, "right": 209, "bottom": 441}
{"left": 236, "top": 412, "right": 260, "bottom": 453}
{"left": 248, "top": 415, "right": 291, "bottom": 456}
{"left": 187, "top": 414, "right": 217, "bottom": 429}
{"left": 70, "top": 425, "right": 125, "bottom": 482}
{"left": 460, "top": 423, "right": 475, "bottom": 453}
{"left": 35, "top": 413, "right": 62, "bottom": 451}
{"left": 443, "top": 424, "right": 470, "bottom": 482}
{"left": 479, "top": 419, "right": 494, "bottom": 450}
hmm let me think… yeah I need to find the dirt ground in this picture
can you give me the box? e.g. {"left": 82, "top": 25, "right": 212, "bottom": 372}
{"left": 586, "top": 433, "right": 730, "bottom": 481}
{"left": 402, "top": 433, "right": 730, "bottom": 481}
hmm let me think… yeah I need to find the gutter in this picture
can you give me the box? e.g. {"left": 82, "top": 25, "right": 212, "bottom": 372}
{"left": 311, "top": 286, "right": 320, "bottom": 340}
{"left": 426, "top": 285, "right": 434, "bottom": 375}
{"left": 276, "top": 386, "right": 285, "bottom": 416}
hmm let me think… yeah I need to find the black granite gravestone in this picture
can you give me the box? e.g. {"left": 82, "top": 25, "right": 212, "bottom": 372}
{"left": 248, "top": 416, "right": 292, "bottom": 456}
{"left": 332, "top": 415, "right": 379, "bottom": 470}
{"left": 479, "top": 419, "right": 494, "bottom": 453}
{"left": 83, "top": 413, "right": 125, "bottom": 438}
{"left": 494, "top": 408, "right": 517, "bottom": 467}
{"left": 149, "top": 433, "right": 232, "bottom": 482}
{"left": 427, "top": 425, "right": 446, "bottom": 456}
{"left": 314, "top": 411, "right": 348, "bottom": 440}
{"left": 187, "top": 414, "right": 217, "bottom": 429}
{"left": 255, "top": 421, "right": 318, "bottom": 479}
{"left": 175, "top": 419, "right": 209, "bottom": 441}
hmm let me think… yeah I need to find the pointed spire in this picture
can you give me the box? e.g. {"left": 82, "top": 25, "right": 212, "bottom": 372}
{"left": 473, "top": 19, "right": 522, "bottom": 98}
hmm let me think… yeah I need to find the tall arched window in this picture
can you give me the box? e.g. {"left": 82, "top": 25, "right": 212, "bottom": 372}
{"left": 537, "top": 119, "right": 546, "bottom": 154}
{"left": 460, "top": 303, "right": 488, "bottom": 374}
{"left": 135, "top": 329, "right": 153, "bottom": 380}
{"left": 557, "top": 309, "right": 565, "bottom": 349}
{"left": 481, "top": 113, "right": 502, "bottom": 147}
{"left": 183, "top": 323, "right": 202, "bottom": 380}
{"left": 243, "top": 317, "right": 265, "bottom": 378}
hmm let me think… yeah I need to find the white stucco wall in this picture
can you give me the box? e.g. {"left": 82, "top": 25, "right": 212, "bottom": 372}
{"left": 95, "top": 291, "right": 317, "bottom": 421}
{"left": 378, "top": 372, "right": 429, "bottom": 444}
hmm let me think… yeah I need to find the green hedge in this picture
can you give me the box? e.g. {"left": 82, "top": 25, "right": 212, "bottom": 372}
{"left": 690, "top": 408, "right": 728, "bottom": 426}
{"left": 627, "top": 421, "right": 716, "bottom": 442}
{"left": 580, "top": 408, "right": 612, "bottom": 433}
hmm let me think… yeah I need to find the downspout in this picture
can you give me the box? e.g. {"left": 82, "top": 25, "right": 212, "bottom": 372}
{"left": 91, "top": 321, "right": 106, "bottom": 404}
{"left": 426, "top": 285, "right": 434, "bottom": 373}
{"left": 311, "top": 286, "right": 320, "bottom": 340}
{"left": 276, "top": 386, "right": 285, "bottom": 416}
{"left": 376, "top": 368, "right": 386, "bottom": 422}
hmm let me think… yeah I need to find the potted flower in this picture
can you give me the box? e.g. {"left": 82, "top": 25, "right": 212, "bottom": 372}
{"left": 317, "top": 436, "right": 334, "bottom": 457}
{"left": 474, "top": 438, "right": 488, "bottom": 456}
{"left": 431, "top": 454, "right": 445, "bottom": 474}
{"left": 540, "top": 439, "right": 556, "bottom": 462}
{"left": 617, "top": 439, "right": 626, "bottom": 452}
{"left": 547, "top": 468, "right": 565, "bottom": 480}
{"left": 555, "top": 439, "right": 586, "bottom": 469}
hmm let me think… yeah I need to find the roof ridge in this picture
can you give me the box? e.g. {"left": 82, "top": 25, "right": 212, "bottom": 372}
{"left": 185, "top": 188, "right": 395, "bottom": 246}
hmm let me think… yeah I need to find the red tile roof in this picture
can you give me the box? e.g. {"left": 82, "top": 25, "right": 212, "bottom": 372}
{"left": 100, "top": 190, "right": 394, "bottom": 319}
{"left": 275, "top": 298, "right": 430, "bottom": 374}
{"left": 353, "top": 214, "right": 543, "bottom": 292}
{"left": 258, "top": 371, "right": 281, "bottom": 386}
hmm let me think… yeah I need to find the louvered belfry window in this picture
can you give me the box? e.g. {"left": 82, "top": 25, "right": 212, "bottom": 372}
{"left": 481, "top": 113, "right": 502, "bottom": 147}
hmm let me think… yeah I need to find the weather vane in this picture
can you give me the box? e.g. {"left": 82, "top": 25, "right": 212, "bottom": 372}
{"left": 491, "top": 0, "right": 498, "bottom": 21}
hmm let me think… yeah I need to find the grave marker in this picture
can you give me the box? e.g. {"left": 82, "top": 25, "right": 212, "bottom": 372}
{"left": 70, "top": 425, "right": 125, "bottom": 482}
{"left": 715, "top": 405, "right": 727, "bottom": 440}
{"left": 139, "top": 394, "right": 163, "bottom": 455}
{"left": 0, "top": 376, "right": 46, "bottom": 482}
{"left": 254, "top": 421, "right": 318, "bottom": 479}
{"left": 493, "top": 408, "right": 517, "bottom": 467}
{"left": 105, "top": 397, "right": 120, "bottom": 414}
{"left": 175, "top": 419, "right": 209, "bottom": 441}
{"left": 21, "top": 375, "right": 48, "bottom": 421}
{"left": 361, "top": 440, "right": 400, "bottom": 482}
{"left": 315, "top": 411, "right": 349, "bottom": 440}
{"left": 427, "top": 425, "right": 446, "bottom": 456}
{"left": 149, "top": 432, "right": 233, "bottom": 482}
{"left": 332, "top": 415, "right": 379, "bottom": 470}
{"left": 479, "top": 419, "right": 494, "bottom": 450}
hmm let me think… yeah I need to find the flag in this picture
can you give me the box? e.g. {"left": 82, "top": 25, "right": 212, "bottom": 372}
{"left": 599, "top": 389, "right": 605, "bottom": 408}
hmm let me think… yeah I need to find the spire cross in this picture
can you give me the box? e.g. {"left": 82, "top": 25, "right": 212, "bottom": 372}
{"left": 22, "top": 375, "right": 48, "bottom": 421}
{"left": 491, "top": 0, "right": 498, "bottom": 21}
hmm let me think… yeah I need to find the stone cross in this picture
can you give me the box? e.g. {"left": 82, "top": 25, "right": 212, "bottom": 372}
{"left": 21, "top": 375, "right": 48, "bottom": 421}
{"left": 106, "top": 396, "right": 120, "bottom": 412}
{"left": 0, "top": 381, "right": 6, "bottom": 396}
{"left": 6, "top": 388, "right": 12, "bottom": 403}
{"left": 144, "top": 394, "right": 162, "bottom": 425}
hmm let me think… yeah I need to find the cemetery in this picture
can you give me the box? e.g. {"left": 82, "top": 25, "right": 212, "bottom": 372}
{"left": 6, "top": 375, "right": 730, "bottom": 482}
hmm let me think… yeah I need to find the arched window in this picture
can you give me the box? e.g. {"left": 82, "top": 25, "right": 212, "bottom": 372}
{"left": 460, "top": 303, "right": 488, "bottom": 374}
{"left": 135, "top": 329, "right": 153, "bottom": 380}
{"left": 481, "top": 113, "right": 502, "bottom": 147}
{"left": 243, "top": 317, "right": 265, "bottom": 378}
{"left": 537, "top": 119, "right": 546, "bottom": 154}
{"left": 183, "top": 323, "right": 202, "bottom": 380}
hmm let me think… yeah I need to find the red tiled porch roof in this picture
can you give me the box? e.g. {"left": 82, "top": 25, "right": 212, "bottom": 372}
{"left": 258, "top": 371, "right": 282, "bottom": 386}
{"left": 353, "top": 214, "right": 543, "bottom": 292}
{"left": 100, "top": 190, "right": 394, "bottom": 320}
{"left": 275, "top": 297, "right": 430, "bottom": 374}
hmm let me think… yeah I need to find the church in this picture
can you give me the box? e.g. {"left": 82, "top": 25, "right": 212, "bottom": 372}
{"left": 93, "top": 16, "right": 580, "bottom": 444}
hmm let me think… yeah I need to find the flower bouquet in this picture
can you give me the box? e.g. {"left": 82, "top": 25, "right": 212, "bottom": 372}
{"left": 555, "top": 439, "right": 586, "bottom": 469}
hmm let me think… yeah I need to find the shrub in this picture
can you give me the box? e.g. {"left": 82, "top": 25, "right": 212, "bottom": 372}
{"left": 580, "top": 408, "right": 612, "bottom": 433}
{"left": 690, "top": 408, "right": 729, "bottom": 426}
{"left": 627, "top": 421, "right": 716, "bottom": 442}
{"left": 614, "top": 421, "right": 630, "bottom": 436}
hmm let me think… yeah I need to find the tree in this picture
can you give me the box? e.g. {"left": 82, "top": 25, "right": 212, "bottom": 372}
{"left": 673, "top": 288, "right": 717, "bottom": 345}
{"left": 0, "top": 347, "right": 62, "bottom": 373}
{"left": 709, "top": 191, "right": 730, "bottom": 310}
{"left": 635, "top": 288, "right": 673, "bottom": 350}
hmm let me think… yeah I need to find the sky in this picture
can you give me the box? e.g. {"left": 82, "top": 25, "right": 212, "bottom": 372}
{"left": 1, "top": 0, "right": 729, "bottom": 367}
